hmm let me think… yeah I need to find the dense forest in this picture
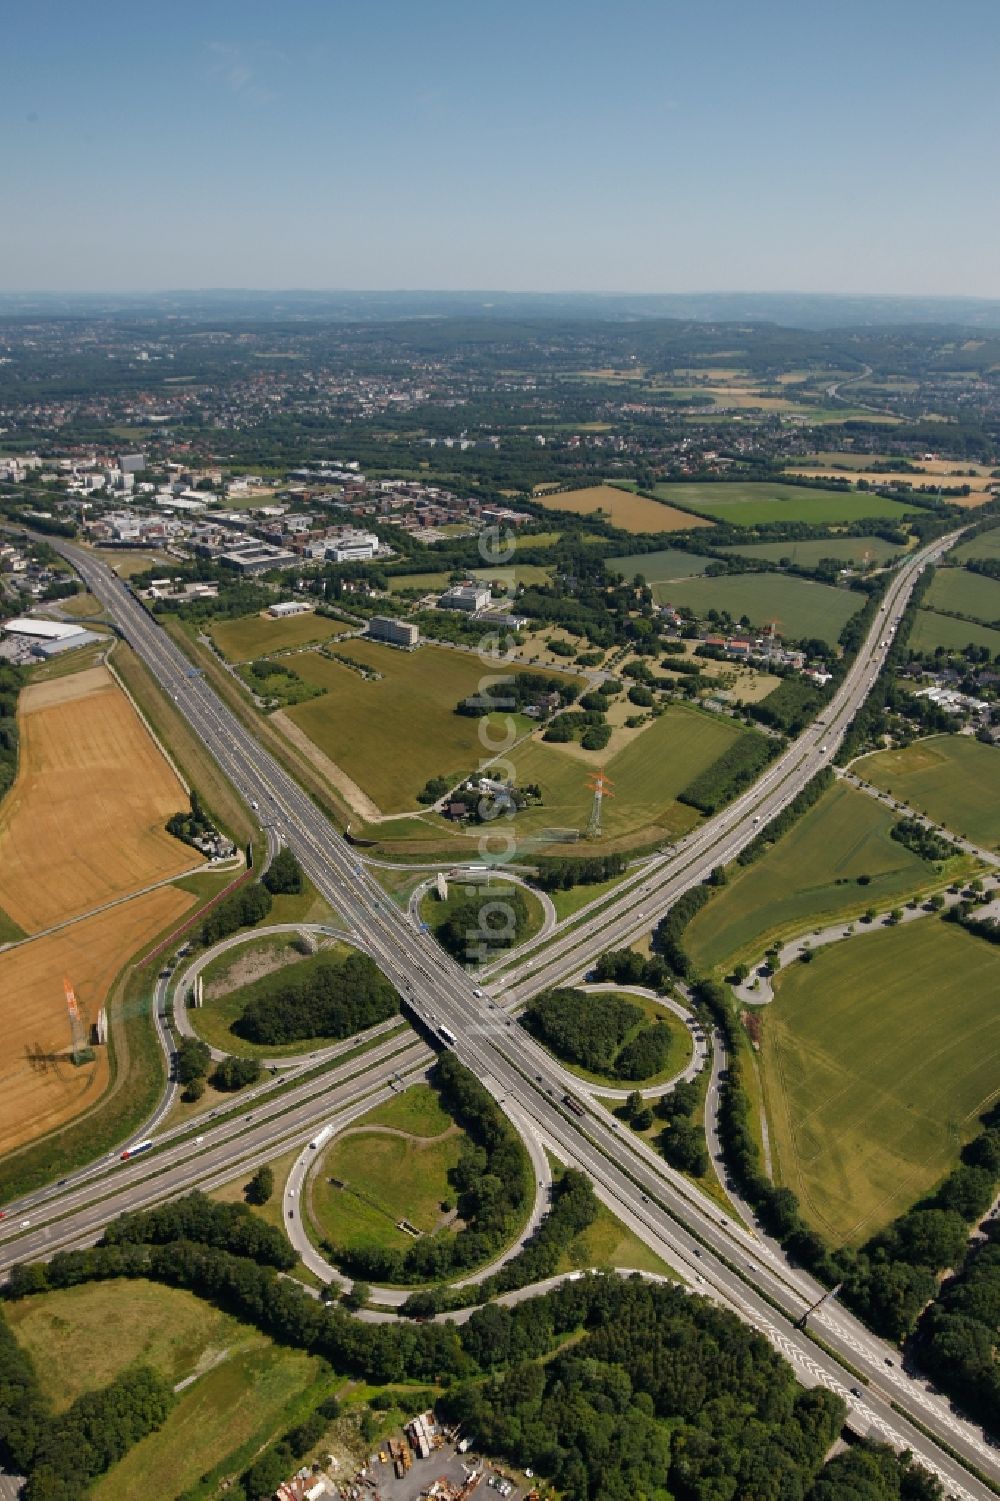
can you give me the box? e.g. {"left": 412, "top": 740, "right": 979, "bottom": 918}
{"left": 1, "top": 1217, "right": 947, "bottom": 1501}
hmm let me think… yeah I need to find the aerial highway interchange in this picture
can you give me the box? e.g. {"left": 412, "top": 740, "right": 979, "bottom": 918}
{"left": 1, "top": 531, "right": 996, "bottom": 1501}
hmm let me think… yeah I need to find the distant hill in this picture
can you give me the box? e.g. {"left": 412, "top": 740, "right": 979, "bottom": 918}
{"left": 2, "top": 288, "right": 1000, "bottom": 331}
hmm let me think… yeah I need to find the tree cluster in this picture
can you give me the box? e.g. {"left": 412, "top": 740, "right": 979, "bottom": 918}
{"left": 889, "top": 818, "right": 957, "bottom": 863}
{"left": 456, "top": 671, "right": 577, "bottom": 718}
{"left": 523, "top": 988, "right": 672, "bottom": 1082}
{"left": 262, "top": 846, "right": 305, "bottom": 895}
{"left": 233, "top": 950, "right": 398, "bottom": 1046}
{"left": 435, "top": 885, "right": 531, "bottom": 966}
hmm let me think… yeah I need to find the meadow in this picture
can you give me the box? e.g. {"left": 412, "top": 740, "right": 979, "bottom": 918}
{"left": 650, "top": 481, "right": 919, "bottom": 527}
{"left": 7, "top": 1278, "right": 257, "bottom": 1410}
{"left": 856, "top": 734, "right": 1000, "bottom": 847}
{"left": 907, "top": 609, "right": 1000, "bottom": 654}
{"left": 208, "top": 608, "right": 353, "bottom": 661}
{"left": 716, "top": 536, "right": 904, "bottom": 567}
{"left": 762, "top": 919, "right": 1000, "bottom": 1243}
{"left": 508, "top": 702, "right": 746, "bottom": 848}
{"left": 0, "top": 664, "right": 200, "bottom": 933}
{"left": 685, "top": 781, "right": 954, "bottom": 971}
{"left": 606, "top": 546, "right": 716, "bottom": 582}
{"left": 952, "top": 529, "right": 1000, "bottom": 563}
{"left": 91, "top": 1338, "right": 322, "bottom": 1501}
{"left": 309, "top": 1084, "right": 465, "bottom": 1256}
{"left": 285, "top": 642, "right": 572, "bottom": 814}
{"left": 90, "top": 549, "right": 174, "bottom": 578}
{"left": 924, "top": 566, "right": 1000, "bottom": 626}
{"left": 59, "top": 591, "right": 106, "bottom": 619}
{"left": 536, "top": 483, "right": 712, "bottom": 533}
{"left": 0, "top": 885, "right": 194, "bottom": 1158}
{"left": 647, "top": 572, "right": 864, "bottom": 643}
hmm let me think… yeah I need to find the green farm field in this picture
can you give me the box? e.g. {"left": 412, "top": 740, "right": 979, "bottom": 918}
{"left": 716, "top": 536, "right": 904, "bottom": 567}
{"left": 856, "top": 734, "right": 1000, "bottom": 848}
{"left": 685, "top": 781, "right": 956, "bottom": 971}
{"left": 951, "top": 528, "right": 1000, "bottom": 563}
{"left": 924, "top": 566, "right": 1000, "bottom": 625}
{"left": 907, "top": 609, "right": 1000, "bottom": 654}
{"left": 208, "top": 609, "right": 352, "bottom": 661}
{"left": 606, "top": 546, "right": 716, "bottom": 582}
{"left": 308, "top": 1085, "right": 465, "bottom": 1257}
{"left": 762, "top": 919, "right": 1000, "bottom": 1243}
{"left": 647, "top": 572, "right": 864, "bottom": 643}
{"left": 650, "top": 481, "right": 919, "bottom": 527}
{"left": 508, "top": 703, "right": 747, "bottom": 848}
{"left": 285, "top": 642, "right": 572, "bottom": 814}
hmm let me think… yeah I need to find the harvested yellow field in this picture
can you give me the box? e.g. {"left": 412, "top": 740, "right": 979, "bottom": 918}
{"left": 0, "top": 885, "right": 194, "bottom": 1157}
{"left": 785, "top": 464, "right": 997, "bottom": 503}
{"left": 0, "top": 666, "right": 200, "bottom": 934}
{"left": 537, "top": 484, "right": 711, "bottom": 534}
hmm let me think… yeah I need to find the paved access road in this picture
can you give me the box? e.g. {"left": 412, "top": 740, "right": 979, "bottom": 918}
{"left": 2, "top": 532, "right": 995, "bottom": 1499}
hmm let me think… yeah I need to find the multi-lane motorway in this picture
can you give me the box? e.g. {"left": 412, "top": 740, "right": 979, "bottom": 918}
{"left": 2, "top": 531, "right": 997, "bottom": 1499}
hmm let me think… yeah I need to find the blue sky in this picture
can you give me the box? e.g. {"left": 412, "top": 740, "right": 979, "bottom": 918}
{"left": 3, "top": 0, "right": 998, "bottom": 293}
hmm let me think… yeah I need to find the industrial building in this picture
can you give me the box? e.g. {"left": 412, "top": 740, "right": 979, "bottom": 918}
{"left": 0, "top": 617, "right": 103, "bottom": 658}
{"left": 218, "top": 541, "right": 297, "bottom": 576}
{"left": 440, "top": 582, "right": 491, "bottom": 612}
{"left": 369, "top": 615, "right": 420, "bottom": 647}
{"left": 324, "top": 529, "right": 379, "bottom": 562}
{"left": 268, "top": 600, "right": 312, "bottom": 618}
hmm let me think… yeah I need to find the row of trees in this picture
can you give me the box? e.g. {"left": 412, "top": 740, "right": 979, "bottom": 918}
{"left": 530, "top": 852, "right": 627, "bottom": 892}
{"left": 678, "top": 731, "right": 779, "bottom": 814}
{"left": 199, "top": 880, "right": 272, "bottom": 947}
{"left": 0, "top": 663, "right": 25, "bottom": 803}
{"left": 399, "top": 1169, "right": 599, "bottom": 1318}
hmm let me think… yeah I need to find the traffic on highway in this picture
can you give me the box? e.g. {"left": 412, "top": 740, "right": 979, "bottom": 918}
{"left": 0, "top": 529, "right": 994, "bottom": 1500}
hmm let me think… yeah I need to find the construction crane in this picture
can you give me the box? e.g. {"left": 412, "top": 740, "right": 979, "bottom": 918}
{"left": 585, "top": 771, "right": 614, "bottom": 841}
{"left": 63, "top": 977, "right": 92, "bottom": 1066}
